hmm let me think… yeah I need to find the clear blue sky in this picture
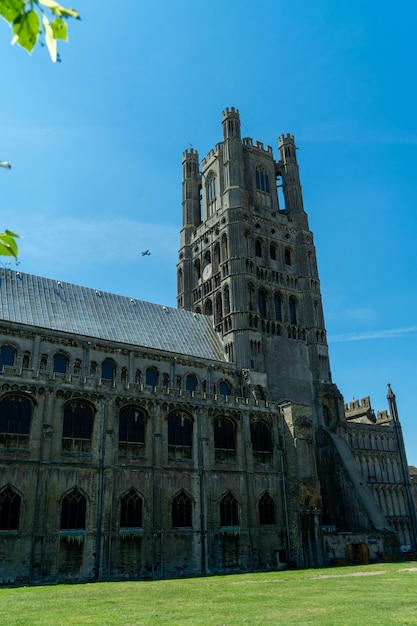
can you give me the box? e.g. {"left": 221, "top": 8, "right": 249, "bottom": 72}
{"left": 1, "top": 1, "right": 417, "bottom": 464}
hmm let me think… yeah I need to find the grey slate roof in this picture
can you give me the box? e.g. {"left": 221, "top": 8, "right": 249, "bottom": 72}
{"left": 0, "top": 270, "right": 227, "bottom": 362}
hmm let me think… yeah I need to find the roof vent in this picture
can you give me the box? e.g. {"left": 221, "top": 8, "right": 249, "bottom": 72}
{"left": 130, "top": 298, "right": 136, "bottom": 305}
{"left": 57, "top": 281, "right": 63, "bottom": 287}
{"left": 163, "top": 306, "right": 169, "bottom": 313}
{"left": 95, "top": 290, "right": 102, "bottom": 297}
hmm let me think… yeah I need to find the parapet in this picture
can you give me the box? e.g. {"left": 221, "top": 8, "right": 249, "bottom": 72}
{"left": 345, "top": 396, "right": 375, "bottom": 423}
{"left": 278, "top": 133, "right": 295, "bottom": 146}
{"left": 182, "top": 148, "right": 199, "bottom": 161}
{"left": 222, "top": 106, "right": 240, "bottom": 120}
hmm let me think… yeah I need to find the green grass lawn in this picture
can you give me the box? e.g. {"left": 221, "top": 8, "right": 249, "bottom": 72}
{"left": 1, "top": 563, "right": 417, "bottom": 626}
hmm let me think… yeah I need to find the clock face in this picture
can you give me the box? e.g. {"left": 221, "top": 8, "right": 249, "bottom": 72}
{"left": 203, "top": 264, "right": 212, "bottom": 281}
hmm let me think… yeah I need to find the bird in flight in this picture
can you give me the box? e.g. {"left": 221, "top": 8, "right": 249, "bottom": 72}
{"left": 141, "top": 250, "right": 151, "bottom": 256}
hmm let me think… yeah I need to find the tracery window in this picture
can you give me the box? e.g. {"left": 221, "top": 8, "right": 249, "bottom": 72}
{"left": 256, "top": 168, "right": 270, "bottom": 193}
{"left": 207, "top": 174, "right": 216, "bottom": 205}
{"left": 62, "top": 400, "right": 94, "bottom": 453}
{"left": 214, "top": 416, "right": 236, "bottom": 461}
{"left": 120, "top": 489, "right": 143, "bottom": 529}
{"left": 259, "top": 492, "right": 276, "bottom": 525}
{"left": 168, "top": 411, "right": 192, "bottom": 459}
{"left": 251, "top": 421, "right": 272, "bottom": 463}
{"left": 0, "top": 345, "right": 16, "bottom": 371}
{"left": 0, "top": 486, "right": 21, "bottom": 530}
{"left": 119, "top": 405, "right": 146, "bottom": 455}
{"left": 220, "top": 492, "right": 239, "bottom": 526}
{"left": 60, "top": 488, "right": 86, "bottom": 530}
{"left": 0, "top": 394, "right": 32, "bottom": 449}
{"left": 172, "top": 491, "right": 192, "bottom": 528}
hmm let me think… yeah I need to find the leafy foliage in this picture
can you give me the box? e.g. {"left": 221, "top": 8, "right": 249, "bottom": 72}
{"left": 0, "top": 0, "right": 80, "bottom": 62}
{"left": 0, "top": 230, "right": 19, "bottom": 259}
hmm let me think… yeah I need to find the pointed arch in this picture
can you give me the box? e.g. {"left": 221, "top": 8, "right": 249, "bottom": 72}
{"left": 60, "top": 488, "right": 87, "bottom": 531}
{"left": 172, "top": 490, "right": 192, "bottom": 528}
{"left": 220, "top": 492, "right": 239, "bottom": 527}
{"left": 120, "top": 488, "right": 143, "bottom": 529}
{"left": 0, "top": 485, "right": 21, "bottom": 530}
{"left": 258, "top": 492, "right": 276, "bottom": 525}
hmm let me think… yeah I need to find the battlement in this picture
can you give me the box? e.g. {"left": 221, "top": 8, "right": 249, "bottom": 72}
{"left": 242, "top": 137, "right": 273, "bottom": 155}
{"left": 345, "top": 396, "right": 371, "bottom": 413}
{"left": 201, "top": 142, "right": 223, "bottom": 167}
{"left": 182, "top": 148, "right": 199, "bottom": 161}
{"left": 222, "top": 106, "right": 240, "bottom": 120}
{"left": 278, "top": 133, "right": 295, "bottom": 146}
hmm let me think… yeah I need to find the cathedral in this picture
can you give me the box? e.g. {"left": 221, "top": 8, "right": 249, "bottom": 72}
{"left": 0, "top": 108, "right": 416, "bottom": 585}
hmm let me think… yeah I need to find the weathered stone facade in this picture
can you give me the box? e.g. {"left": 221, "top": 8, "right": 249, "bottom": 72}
{"left": 0, "top": 108, "right": 416, "bottom": 585}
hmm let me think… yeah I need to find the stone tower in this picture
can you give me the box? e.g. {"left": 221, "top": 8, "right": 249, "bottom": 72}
{"left": 177, "top": 107, "right": 336, "bottom": 415}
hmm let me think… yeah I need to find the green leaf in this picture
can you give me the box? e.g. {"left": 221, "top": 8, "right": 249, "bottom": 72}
{"left": 0, "top": 233, "right": 19, "bottom": 258}
{"left": 0, "top": 0, "right": 24, "bottom": 24}
{"left": 37, "top": 0, "right": 80, "bottom": 19}
{"left": 11, "top": 10, "right": 40, "bottom": 53}
{"left": 42, "top": 14, "right": 57, "bottom": 61}
{"left": 51, "top": 17, "right": 67, "bottom": 41}
{"left": 4, "top": 230, "right": 20, "bottom": 238}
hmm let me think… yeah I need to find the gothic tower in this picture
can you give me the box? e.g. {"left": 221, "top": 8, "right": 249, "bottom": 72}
{"left": 178, "top": 107, "right": 337, "bottom": 417}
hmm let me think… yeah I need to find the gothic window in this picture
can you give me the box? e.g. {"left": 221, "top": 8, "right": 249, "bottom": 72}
{"left": 219, "top": 380, "right": 231, "bottom": 398}
{"left": 221, "top": 234, "right": 228, "bottom": 260}
{"left": 0, "top": 394, "right": 32, "bottom": 449}
{"left": 120, "top": 489, "right": 143, "bottom": 529}
{"left": 145, "top": 367, "right": 158, "bottom": 390}
{"left": 194, "top": 259, "right": 201, "bottom": 281}
{"left": 214, "top": 242, "right": 221, "bottom": 270}
{"left": 203, "top": 250, "right": 211, "bottom": 269}
{"left": 223, "top": 285, "right": 230, "bottom": 314}
{"left": 259, "top": 492, "right": 276, "bottom": 525}
{"left": 60, "top": 488, "right": 86, "bottom": 530}
{"left": 256, "top": 168, "right": 270, "bottom": 193}
{"left": 289, "top": 297, "right": 298, "bottom": 325}
{"left": 270, "top": 243, "right": 277, "bottom": 260}
{"left": 258, "top": 288, "right": 267, "bottom": 317}
{"left": 0, "top": 345, "right": 16, "bottom": 370}
{"left": 206, "top": 174, "right": 216, "bottom": 205}
{"left": 214, "top": 417, "right": 236, "bottom": 461}
{"left": 204, "top": 299, "right": 213, "bottom": 316}
{"left": 172, "top": 491, "right": 192, "bottom": 528}
{"left": 177, "top": 268, "right": 183, "bottom": 292}
{"left": 284, "top": 248, "right": 292, "bottom": 266}
{"left": 62, "top": 400, "right": 94, "bottom": 453}
{"left": 251, "top": 421, "right": 272, "bottom": 462}
{"left": 53, "top": 353, "right": 68, "bottom": 374}
{"left": 168, "top": 411, "right": 192, "bottom": 459}
{"left": 119, "top": 405, "right": 146, "bottom": 455}
{"left": 220, "top": 492, "right": 239, "bottom": 526}
{"left": 101, "top": 360, "right": 114, "bottom": 383}
{"left": 185, "top": 374, "right": 197, "bottom": 393}
{"left": 215, "top": 293, "right": 223, "bottom": 324}
{"left": 255, "top": 240, "right": 262, "bottom": 258}
{"left": 0, "top": 486, "right": 21, "bottom": 530}
{"left": 248, "top": 283, "right": 254, "bottom": 311}
{"left": 274, "top": 293, "right": 282, "bottom": 322}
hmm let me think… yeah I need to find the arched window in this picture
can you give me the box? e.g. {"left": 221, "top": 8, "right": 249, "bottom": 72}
{"left": 255, "top": 168, "right": 270, "bottom": 193}
{"left": 214, "top": 242, "right": 221, "bottom": 269}
{"left": 168, "top": 411, "right": 192, "bottom": 459}
{"left": 248, "top": 283, "right": 254, "bottom": 311}
{"left": 101, "top": 360, "right": 114, "bottom": 383}
{"left": 172, "top": 491, "right": 192, "bottom": 528}
{"left": 145, "top": 367, "right": 158, "bottom": 390}
{"left": 0, "top": 394, "right": 32, "bottom": 449}
{"left": 223, "top": 285, "right": 230, "bottom": 315}
{"left": 255, "top": 240, "right": 262, "bottom": 258}
{"left": 274, "top": 293, "right": 282, "bottom": 322}
{"left": 220, "top": 492, "right": 239, "bottom": 526}
{"left": 0, "top": 485, "right": 21, "bottom": 530}
{"left": 219, "top": 380, "right": 231, "bottom": 398}
{"left": 185, "top": 374, "right": 197, "bottom": 394}
{"left": 284, "top": 248, "right": 292, "bottom": 266}
{"left": 0, "top": 345, "right": 16, "bottom": 370}
{"left": 204, "top": 299, "right": 213, "bottom": 316}
{"left": 251, "top": 421, "right": 272, "bottom": 462}
{"left": 214, "top": 417, "right": 236, "bottom": 461}
{"left": 259, "top": 492, "right": 276, "bottom": 525}
{"left": 22, "top": 352, "right": 30, "bottom": 369}
{"left": 270, "top": 244, "right": 277, "bottom": 260}
{"left": 119, "top": 405, "right": 146, "bottom": 455}
{"left": 53, "top": 353, "right": 68, "bottom": 374}
{"left": 289, "top": 297, "right": 297, "bottom": 325}
{"left": 258, "top": 288, "right": 267, "bottom": 317}
{"left": 206, "top": 174, "right": 216, "bottom": 204}
{"left": 120, "top": 489, "right": 143, "bottom": 529}
{"left": 194, "top": 259, "right": 201, "bottom": 281}
{"left": 215, "top": 292, "right": 222, "bottom": 324}
{"left": 221, "top": 233, "right": 228, "bottom": 260}
{"left": 177, "top": 268, "right": 183, "bottom": 293}
{"left": 60, "top": 488, "right": 86, "bottom": 530}
{"left": 62, "top": 400, "right": 94, "bottom": 453}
